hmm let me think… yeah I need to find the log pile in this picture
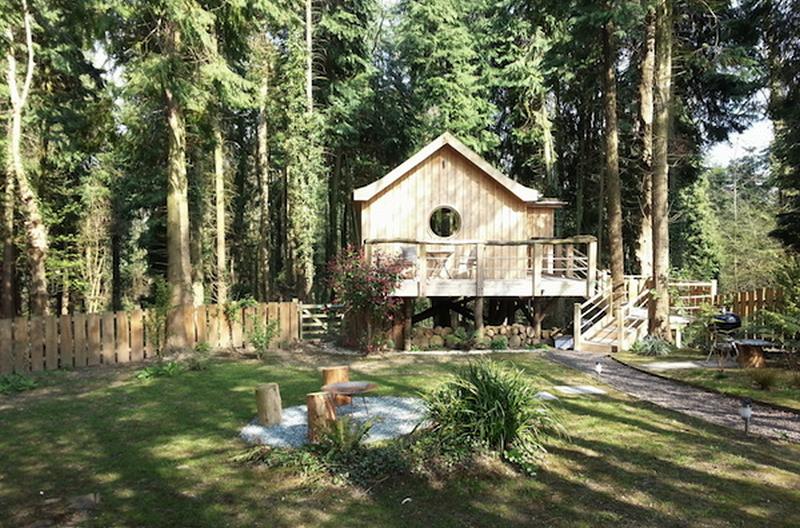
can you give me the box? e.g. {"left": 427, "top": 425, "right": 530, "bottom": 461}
{"left": 409, "top": 324, "right": 550, "bottom": 350}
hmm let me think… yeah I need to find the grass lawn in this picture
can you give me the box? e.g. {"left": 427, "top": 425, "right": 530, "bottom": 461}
{"left": 617, "top": 350, "right": 800, "bottom": 412}
{"left": 2, "top": 350, "right": 800, "bottom": 527}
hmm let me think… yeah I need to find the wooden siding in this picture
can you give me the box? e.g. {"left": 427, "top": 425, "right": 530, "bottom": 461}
{"left": 362, "top": 145, "right": 529, "bottom": 242}
{"left": 361, "top": 146, "right": 561, "bottom": 280}
{"left": 526, "top": 207, "right": 554, "bottom": 238}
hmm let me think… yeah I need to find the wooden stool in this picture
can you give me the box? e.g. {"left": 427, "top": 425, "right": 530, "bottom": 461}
{"left": 255, "top": 383, "right": 282, "bottom": 425}
{"left": 306, "top": 391, "right": 336, "bottom": 442}
{"left": 321, "top": 365, "right": 352, "bottom": 406}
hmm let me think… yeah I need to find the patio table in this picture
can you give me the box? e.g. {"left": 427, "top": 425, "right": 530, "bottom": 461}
{"left": 322, "top": 381, "right": 379, "bottom": 413}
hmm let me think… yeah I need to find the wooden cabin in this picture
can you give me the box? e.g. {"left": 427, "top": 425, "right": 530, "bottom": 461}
{"left": 353, "top": 132, "right": 600, "bottom": 343}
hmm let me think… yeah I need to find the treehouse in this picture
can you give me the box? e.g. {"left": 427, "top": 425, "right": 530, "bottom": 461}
{"left": 353, "top": 132, "right": 600, "bottom": 343}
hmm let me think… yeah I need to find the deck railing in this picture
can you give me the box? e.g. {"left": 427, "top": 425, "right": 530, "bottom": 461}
{"left": 363, "top": 236, "right": 598, "bottom": 298}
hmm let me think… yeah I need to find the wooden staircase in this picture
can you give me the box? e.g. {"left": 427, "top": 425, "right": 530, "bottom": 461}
{"left": 573, "top": 275, "right": 651, "bottom": 353}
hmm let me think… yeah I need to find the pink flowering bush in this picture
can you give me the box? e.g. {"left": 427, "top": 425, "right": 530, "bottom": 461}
{"left": 328, "top": 246, "right": 407, "bottom": 352}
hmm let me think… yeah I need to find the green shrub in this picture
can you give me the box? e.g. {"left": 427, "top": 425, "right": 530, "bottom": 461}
{"left": 0, "top": 373, "right": 38, "bottom": 395}
{"left": 315, "top": 416, "right": 372, "bottom": 456}
{"left": 135, "top": 361, "right": 183, "bottom": 380}
{"left": 249, "top": 320, "right": 279, "bottom": 359}
{"left": 749, "top": 369, "right": 778, "bottom": 391}
{"left": 444, "top": 334, "right": 463, "bottom": 349}
{"left": 473, "top": 336, "right": 490, "bottom": 350}
{"left": 423, "top": 360, "right": 563, "bottom": 474}
{"left": 792, "top": 373, "right": 800, "bottom": 389}
{"left": 630, "top": 336, "right": 673, "bottom": 356}
{"left": 489, "top": 336, "right": 508, "bottom": 350}
{"left": 453, "top": 326, "right": 468, "bottom": 341}
{"left": 185, "top": 342, "right": 212, "bottom": 371}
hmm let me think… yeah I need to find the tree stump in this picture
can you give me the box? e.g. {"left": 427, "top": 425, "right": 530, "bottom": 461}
{"left": 321, "top": 365, "right": 351, "bottom": 405}
{"left": 736, "top": 344, "right": 766, "bottom": 369}
{"left": 255, "top": 383, "right": 282, "bottom": 425}
{"left": 306, "top": 391, "right": 336, "bottom": 442}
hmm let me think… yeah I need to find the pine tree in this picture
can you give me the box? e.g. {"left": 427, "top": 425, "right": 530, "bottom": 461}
{"left": 396, "top": 0, "right": 497, "bottom": 153}
{"left": 650, "top": 0, "right": 672, "bottom": 339}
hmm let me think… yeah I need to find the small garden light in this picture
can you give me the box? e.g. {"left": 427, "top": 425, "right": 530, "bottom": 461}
{"left": 739, "top": 398, "right": 753, "bottom": 434}
{"left": 594, "top": 361, "right": 603, "bottom": 377}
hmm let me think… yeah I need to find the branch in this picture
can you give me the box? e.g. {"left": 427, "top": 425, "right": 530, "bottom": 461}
{"left": 19, "top": 0, "right": 35, "bottom": 106}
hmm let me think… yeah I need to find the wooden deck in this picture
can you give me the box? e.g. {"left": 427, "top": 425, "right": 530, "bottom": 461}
{"left": 364, "top": 236, "right": 598, "bottom": 298}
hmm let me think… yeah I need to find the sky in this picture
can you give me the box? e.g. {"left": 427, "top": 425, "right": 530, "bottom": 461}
{"left": 704, "top": 119, "right": 773, "bottom": 167}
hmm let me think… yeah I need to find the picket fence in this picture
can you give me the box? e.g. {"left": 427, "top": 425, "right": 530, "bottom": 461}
{"left": 0, "top": 301, "right": 300, "bottom": 375}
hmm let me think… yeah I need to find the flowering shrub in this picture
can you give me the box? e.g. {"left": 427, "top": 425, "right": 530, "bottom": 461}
{"left": 328, "top": 246, "right": 407, "bottom": 352}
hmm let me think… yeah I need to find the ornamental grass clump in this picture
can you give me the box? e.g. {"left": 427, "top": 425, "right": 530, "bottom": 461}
{"left": 630, "top": 336, "right": 674, "bottom": 356}
{"left": 749, "top": 368, "right": 778, "bottom": 391}
{"left": 423, "top": 360, "right": 564, "bottom": 474}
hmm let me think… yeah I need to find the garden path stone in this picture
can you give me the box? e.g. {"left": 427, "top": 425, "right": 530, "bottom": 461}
{"left": 240, "top": 396, "right": 425, "bottom": 448}
{"left": 643, "top": 359, "right": 737, "bottom": 371}
{"left": 535, "top": 391, "right": 559, "bottom": 400}
{"left": 546, "top": 350, "right": 800, "bottom": 442}
{"left": 553, "top": 385, "right": 607, "bottom": 395}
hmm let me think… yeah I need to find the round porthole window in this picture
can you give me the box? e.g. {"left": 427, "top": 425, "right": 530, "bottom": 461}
{"left": 429, "top": 206, "right": 461, "bottom": 238}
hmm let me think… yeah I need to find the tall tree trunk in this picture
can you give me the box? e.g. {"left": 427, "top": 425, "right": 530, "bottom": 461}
{"left": 539, "top": 93, "right": 556, "bottom": 195}
{"left": 164, "top": 27, "right": 193, "bottom": 348}
{"left": 5, "top": 4, "right": 48, "bottom": 316}
{"left": 327, "top": 154, "right": 340, "bottom": 270}
{"left": 305, "top": 0, "right": 313, "bottom": 113}
{"left": 213, "top": 116, "right": 227, "bottom": 305}
{"left": 650, "top": 0, "right": 672, "bottom": 339}
{"left": 636, "top": 5, "right": 656, "bottom": 277}
{"left": 603, "top": 16, "right": 624, "bottom": 311}
{"left": 2, "top": 124, "right": 16, "bottom": 318}
{"left": 257, "top": 71, "right": 270, "bottom": 302}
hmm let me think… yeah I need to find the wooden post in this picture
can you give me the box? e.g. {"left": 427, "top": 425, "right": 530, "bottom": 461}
{"left": 475, "top": 296, "right": 484, "bottom": 338}
{"left": 29, "top": 317, "right": 44, "bottom": 372}
{"left": 418, "top": 243, "right": 427, "bottom": 297}
{"left": 403, "top": 298, "right": 413, "bottom": 351}
{"left": 475, "top": 243, "right": 484, "bottom": 297}
{"left": 587, "top": 240, "right": 598, "bottom": 297}
{"left": 101, "top": 312, "right": 115, "bottom": 364}
{"left": 130, "top": 310, "right": 144, "bottom": 362}
{"left": 44, "top": 316, "right": 58, "bottom": 370}
{"left": 566, "top": 244, "right": 575, "bottom": 278}
{"left": 59, "top": 314, "right": 74, "bottom": 369}
{"left": 321, "top": 365, "right": 351, "bottom": 405}
{"left": 573, "top": 303, "right": 583, "bottom": 351}
{"left": 532, "top": 243, "right": 544, "bottom": 296}
{"left": 532, "top": 298, "right": 544, "bottom": 339}
{"left": 255, "top": 383, "right": 282, "bottom": 425}
{"left": 616, "top": 307, "right": 625, "bottom": 351}
{"left": 73, "top": 314, "right": 87, "bottom": 367}
{"left": 307, "top": 391, "right": 336, "bottom": 443}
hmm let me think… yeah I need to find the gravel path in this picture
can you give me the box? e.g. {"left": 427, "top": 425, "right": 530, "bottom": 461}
{"left": 240, "top": 396, "right": 425, "bottom": 448}
{"left": 546, "top": 350, "right": 800, "bottom": 442}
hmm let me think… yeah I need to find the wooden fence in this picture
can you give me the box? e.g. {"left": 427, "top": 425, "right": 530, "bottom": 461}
{"left": 670, "top": 280, "right": 717, "bottom": 315}
{"left": 0, "top": 301, "right": 300, "bottom": 375}
{"left": 714, "top": 287, "right": 783, "bottom": 319}
{"left": 300, "top": 304, "right": 344, "bottom": 340}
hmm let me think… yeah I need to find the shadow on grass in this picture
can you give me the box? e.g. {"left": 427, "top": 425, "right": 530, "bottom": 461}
{"left": 0, "top": 354, "right": 798, "bottom": 527}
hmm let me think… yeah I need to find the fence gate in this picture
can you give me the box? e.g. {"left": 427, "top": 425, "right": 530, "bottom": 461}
{"left": 300, "top": 304, "right": 344, "bottom": 341}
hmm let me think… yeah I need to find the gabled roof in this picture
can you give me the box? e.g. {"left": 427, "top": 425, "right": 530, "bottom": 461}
{"left": 352, "top": 132, "right": 542, "bottom": 203}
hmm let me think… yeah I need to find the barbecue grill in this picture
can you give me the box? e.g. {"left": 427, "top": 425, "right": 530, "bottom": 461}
{"left": 711, "top": 312, "right": 741, "bottom": 333}
{"left": 708, "top": 311, "right": 741, "bottom": 362}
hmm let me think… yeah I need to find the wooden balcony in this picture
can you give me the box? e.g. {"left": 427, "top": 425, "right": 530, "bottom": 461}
{"left": 364, "top": 236, "right": 598, "bottom": 298}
